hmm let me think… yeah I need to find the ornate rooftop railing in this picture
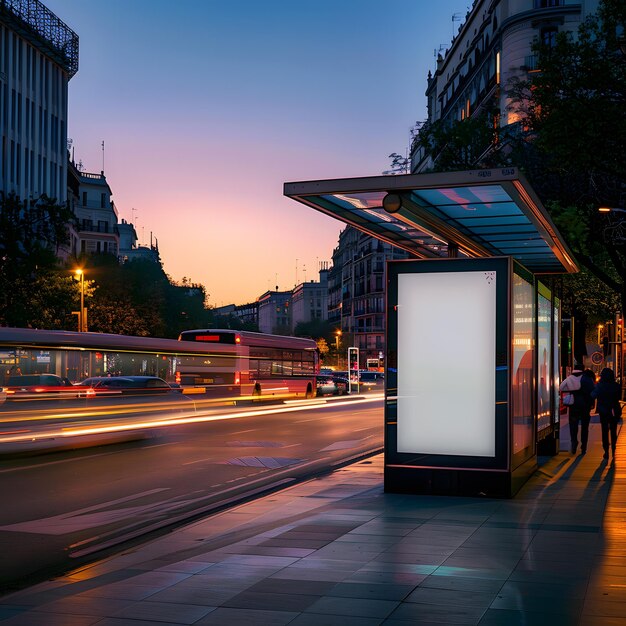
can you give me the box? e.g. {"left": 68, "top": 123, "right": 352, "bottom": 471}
{"left": 0, "top": 0, "right": 79, "bottom": 78}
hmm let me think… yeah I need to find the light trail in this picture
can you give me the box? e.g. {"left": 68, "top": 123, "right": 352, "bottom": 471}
{"left": 0, "top": 395, "right": 382, "bottom": 445}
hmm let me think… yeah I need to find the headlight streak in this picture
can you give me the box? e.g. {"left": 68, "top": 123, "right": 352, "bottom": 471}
{"left": 0, "top": 395, "right": 380, "bottom": 445}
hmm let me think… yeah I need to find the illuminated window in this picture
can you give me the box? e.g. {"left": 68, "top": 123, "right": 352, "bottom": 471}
{"left": 496, "top": 51, "right": 501, "bottom": 84}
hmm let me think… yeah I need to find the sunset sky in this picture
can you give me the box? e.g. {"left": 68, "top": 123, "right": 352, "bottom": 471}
{"left": 45, "top": 0, "right": 465, "bottom": 306}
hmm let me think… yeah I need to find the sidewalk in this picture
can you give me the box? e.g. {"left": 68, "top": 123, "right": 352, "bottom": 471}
{"left": 0, "top": 417, "right": 624, "bottom": 626}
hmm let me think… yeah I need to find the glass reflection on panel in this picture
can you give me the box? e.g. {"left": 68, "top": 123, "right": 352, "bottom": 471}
{"left": 512, "top": 272, "right": 534, "bottom": 463}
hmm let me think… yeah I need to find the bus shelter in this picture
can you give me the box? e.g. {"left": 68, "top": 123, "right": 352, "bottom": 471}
{"left": 285, "top": 168, "right": 578, "bottom": 497}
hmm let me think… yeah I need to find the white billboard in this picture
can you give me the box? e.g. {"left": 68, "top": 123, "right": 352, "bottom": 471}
{"left": 397, "top": 270, "right": 496, "bottom": 457}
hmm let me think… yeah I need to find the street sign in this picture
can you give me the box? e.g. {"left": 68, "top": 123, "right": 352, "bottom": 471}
{"left": 591, "top": 351, "right": 603, "bottom": 366}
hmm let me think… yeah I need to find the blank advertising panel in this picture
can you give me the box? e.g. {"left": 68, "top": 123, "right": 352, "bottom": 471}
{"left": 397, "top": 271, "right": 496, "bottom": 457}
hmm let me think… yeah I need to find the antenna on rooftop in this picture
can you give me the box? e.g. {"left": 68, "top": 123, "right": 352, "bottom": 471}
{"left": 452, "top": 12, "right": 463, "bottom": 36}
{"left": 101, "top": 140, "right": 105, "bottom": 174}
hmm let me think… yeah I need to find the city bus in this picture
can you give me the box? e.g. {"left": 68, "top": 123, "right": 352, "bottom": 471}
{"left": 0, "top": 327, "right": 319, "bottom": 402}
{"left": 178, "top": 329, "right": 319, "bottom": 400}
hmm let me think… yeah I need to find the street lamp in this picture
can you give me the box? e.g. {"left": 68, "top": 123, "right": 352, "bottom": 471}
{"left": 335, "top": 330, "right": 342, "bottom": 368}
{"left": 74, "top": 269, "right": 86, "bottom": 332}
{"left": 598, "top": 324, "right": 604, "bottom": 345}
{"left": 599, "top": 207, "right": 626, "bottom": 214}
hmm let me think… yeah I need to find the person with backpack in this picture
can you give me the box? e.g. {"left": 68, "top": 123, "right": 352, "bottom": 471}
{"left": 591, "top": 367, "right": 622, "bottom": 460}
{"left": 560, "top": 363, "right": 594, "bottom": 454}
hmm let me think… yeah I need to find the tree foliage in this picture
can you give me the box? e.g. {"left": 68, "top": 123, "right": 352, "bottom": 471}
{"left": 0, "top": 193, "right": 77, "bottom": 327}
{"left": 84, "top": 255, "right": 211, "bottom": 337}
{"left": 507, "top": 0, "right": 626, "bottom": 314}
{"left": 412, "top": 106, "right": 509, "bottom": 172}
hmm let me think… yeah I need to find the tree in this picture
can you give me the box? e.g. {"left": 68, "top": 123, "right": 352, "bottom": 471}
{"left": 508, "top": 0, "right": 626, "bottom": 313}
{"left": 411, "top": 105, "right": 509, "bottom": 172}
{"left": 294, "top": 319, "right": 333, "bottom": 342}
{"left": 0, "top": 193, "right": 77, "bottom": 327}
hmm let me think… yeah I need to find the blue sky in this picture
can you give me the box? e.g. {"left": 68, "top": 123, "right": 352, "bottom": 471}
{"left": 45, "top": 0, "right": 466, "bottom": 305}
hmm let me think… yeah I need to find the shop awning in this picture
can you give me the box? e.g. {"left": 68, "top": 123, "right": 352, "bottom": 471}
{"left": 284, "top": 168, "right": 578, "bottom": 274}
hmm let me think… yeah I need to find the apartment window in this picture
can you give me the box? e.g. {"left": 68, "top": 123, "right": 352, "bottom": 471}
{"left": 541, "top": 27, "right": 558, "bottom": 48}
{"left": 98, "top": 220, "right": 108, "bottom": 233}
{"left": 82, "top": 191, "right": 87, "bottom": 206}
{"left": 535, "top": 0, "right": 562, "bottom": 7}
{"left": 100, "top": 192, "right": 106, "bottom": 208}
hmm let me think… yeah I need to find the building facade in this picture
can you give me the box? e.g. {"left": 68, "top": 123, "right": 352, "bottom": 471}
{"left": 0, "top": 0, "right": 78, "bottom": 202}
{"left": 290, "top": 265, "right": 329, "bottom": 333}
{"left": 329, "top": 226, "right": 408, "bottom": 368}
{"left": 412, "top": 0, "right": 600, "bottom": 172}
{"left": 257, "top": 290, "right": 292, "bottom": 335}
{"left": 71, "top": 169, "right": 119, "bottom": 257}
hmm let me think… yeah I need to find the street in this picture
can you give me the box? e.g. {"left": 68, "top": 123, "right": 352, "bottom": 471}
{"left": 0, "top": 394, "right": 383, "bottom": 593}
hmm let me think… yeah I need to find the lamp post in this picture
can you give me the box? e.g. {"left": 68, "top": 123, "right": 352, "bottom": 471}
{"left": 598, "top": 324, "right": 604, "bottom": 345}
{"left": 75, "top": 269, "right": 86, "bottom": 332}
{"left": 335, "top": 330, "right": 342, "bottom": 368}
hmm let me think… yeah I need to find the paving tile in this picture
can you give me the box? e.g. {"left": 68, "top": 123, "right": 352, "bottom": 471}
{"left": 76, "top": 583, "right": 158, "bottom": 601}
{"left": 193, "top": 607, "right": 299, "bottom": 625}
{"left": 0, "top": 611, "right": 101, "bottom": 625}
{"left": 496, "top": 579, "right": 587, "bottom": 600}
{"left": 154, "top": 561, "right": 217, "bottom": 574}
{"left": 123, "top": 571, "right": 192, "bottom": 588}
{"left": 112, "top": 599, "right": 215, "bottom": 623}
{"left": 345, "top": 570, "right": 428, "bottom": 586}
{"left": 29, "top": 596, "right": 135, "bottom": 617}
{"left": 327, "top": 581, "right": 415, "bottom": 601}
{"left": 387, "top": 600, "right": 486, "bottom": 624}
{"left": 418, "top": 575, "right": 504, "bottom": 594}
{"left": 222, "top": 590, "right": 318, "bottom": 612}
{"left": 477, "top": 608, "right": 580, "bottom": 626}
{"left": 142, "top": 584, "right": 243, "bottom": 606}
{"left": 490, "top": 592, "right": 584, "bottom": 614}
{"left": 405, "top": 586, "right": 497, "bottom": 608}
{"left": 304, "top": 595, "right": 398, "bottom": 618}
{"left": 246, "top": 578, "right": 336, "bottom": 596}
{"left": 269, "top": 568, "right": 350, "bottom": 583}
{"left": 91, "top": 617, "right": 186, "bottom": 626}
{"left": 583, "top": 601, "right": 626, "bottom": 618}
{"left": 289, "top": 615, "right": 381, "bottom": 625}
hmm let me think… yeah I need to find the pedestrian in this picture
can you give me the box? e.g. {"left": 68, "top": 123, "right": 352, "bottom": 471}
{"left": 560, "top": 363, "right": 594, "bottom": 454}
{"left": 591, "top": 367, "right": 622, "bottom": 460}
{"left": 577, "top": 368, "right": 597, "bottom": 453}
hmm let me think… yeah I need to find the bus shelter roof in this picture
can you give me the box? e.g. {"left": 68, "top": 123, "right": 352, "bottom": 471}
{"left": 284, "top": 168, "right": 578, "bottom": 274}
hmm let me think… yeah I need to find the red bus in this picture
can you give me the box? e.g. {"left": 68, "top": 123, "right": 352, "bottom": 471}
{"left": 178, "top": 329, "right": 319, "bottom": 400}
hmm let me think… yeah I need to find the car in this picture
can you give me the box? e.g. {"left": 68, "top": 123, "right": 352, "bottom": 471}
{"left": 316, "top": 375, "right": 349, "bottom": 397}
{"left": 5, "top": 374, "right": 89, "bottom": 400}
{"left": 358, "top": 371, "right": 385, "bottom": 390}
{"left": 79, "top": 375, "right": 178, "bottom": 396}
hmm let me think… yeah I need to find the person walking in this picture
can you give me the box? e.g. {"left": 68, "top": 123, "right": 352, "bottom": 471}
{"left": 591, "top": 367, "right": 622, "bottom": 460}
{"left": 578, "top": 369, "right": 596, "bottom": 454}
{"left": 560, "top": 363, "right": 593, "bottom": 454}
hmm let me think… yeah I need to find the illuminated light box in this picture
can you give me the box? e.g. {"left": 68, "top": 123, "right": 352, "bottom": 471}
{"left": 385, "top": 257, "right": 549, "bottom": 498}
{"left": 396, "top": 270, "right": 496, "bottom": 457}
